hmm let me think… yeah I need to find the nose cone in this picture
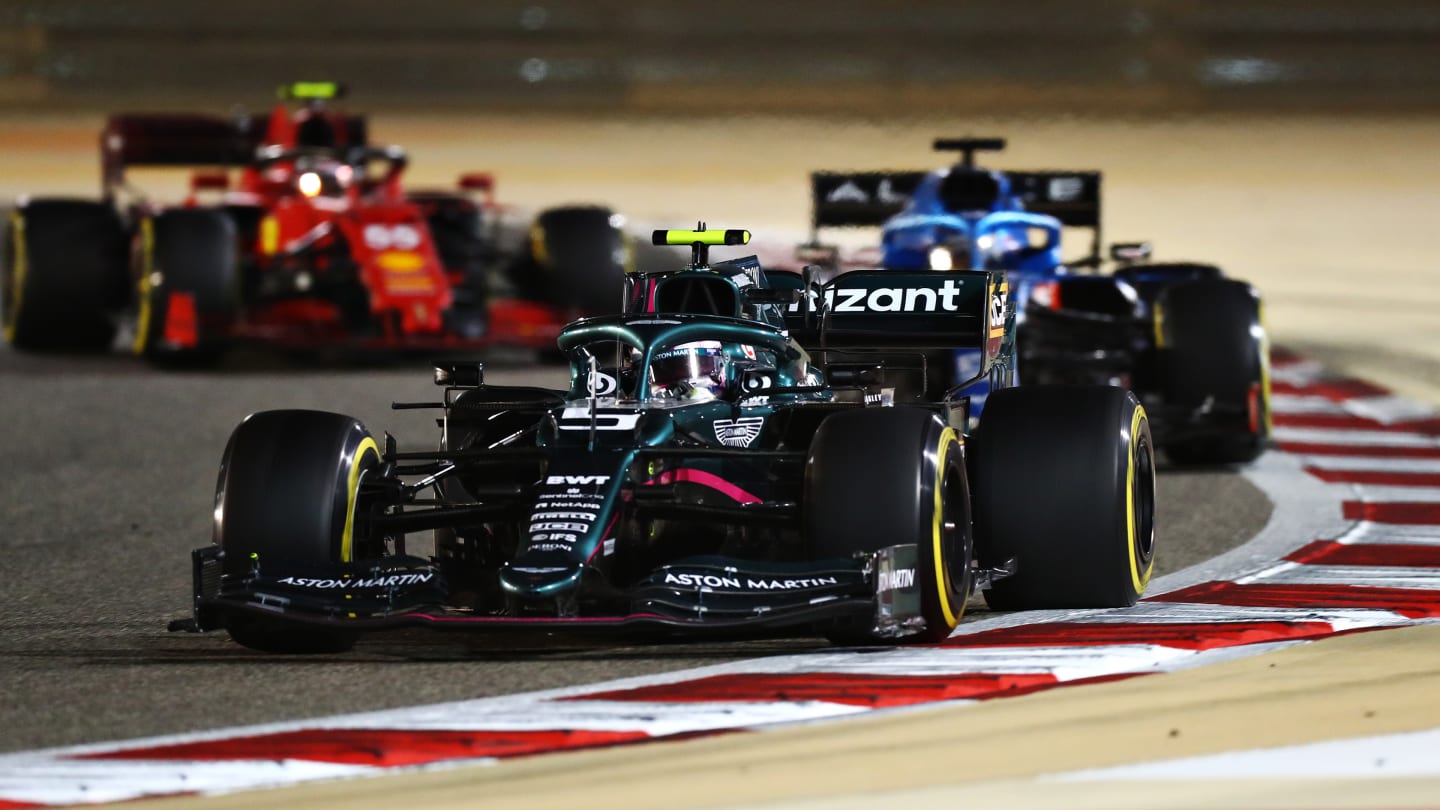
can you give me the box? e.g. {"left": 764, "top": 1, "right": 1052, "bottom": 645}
{"left": 497, "top": 560, "right": 584, "bottom": 598}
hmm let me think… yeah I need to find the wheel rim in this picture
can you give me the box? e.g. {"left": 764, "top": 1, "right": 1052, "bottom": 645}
{"left": 339, "top": 437, "right": 381, "bottom": 563}
{"left": 1131, "top": 433, "right": 1157, "bottom": 585}
{"left": 941, "top": 456, "right": 969, "bottom": 597}
{"left": 929, "top": 429, "right": 970, "bottom": 631}
{"left": 132, "top": 218, "right": 158, "bottom": 355}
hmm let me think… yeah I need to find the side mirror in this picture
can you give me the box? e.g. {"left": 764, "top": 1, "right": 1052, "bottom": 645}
{"left": 1109, "top": 241, "right": 1153, "bottom": 264}
{"left": 827, "top": 364, "right": 884, "bottom": 386}
{"left": 434, "top": 361, "right": 484, "bottom": 387}
{"left": 795, "top": 242, "right": 839, "bottom": 267}
{"left": 737, "top": 366, "right": 779, "bottom": 397}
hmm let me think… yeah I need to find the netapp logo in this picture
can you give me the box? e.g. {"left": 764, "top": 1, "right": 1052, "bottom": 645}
{"left": 545, "top": 475, "right": 611, "bottom": 486}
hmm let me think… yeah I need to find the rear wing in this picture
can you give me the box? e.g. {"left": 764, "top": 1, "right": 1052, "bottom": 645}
{"left": 101, "top": 114, "right": 262, "bottom": 196}
{"left": 1008, "top": 170, "right": 1104, "bottom": 264}
{"left": 784, "top": 269, "right": 1009, "bottom": 365}
{"left": 809, "top": 171, "right": 927, "bottom": 234}
{"left": 99, "top": 111, "right": 366, "bottom": 198}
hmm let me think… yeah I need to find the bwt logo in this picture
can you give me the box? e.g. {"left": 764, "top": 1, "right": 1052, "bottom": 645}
{"left": 788, "top": 279, "right": 970, "bottom": 314}
{"left": 545, "top": 475, "right": 611, "bottom": 486}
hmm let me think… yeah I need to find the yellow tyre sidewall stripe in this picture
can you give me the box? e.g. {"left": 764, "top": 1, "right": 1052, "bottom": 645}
{"left": 932, "top": 427, "right": 962, "bottom": 630}
{"left": 339, "top": 437, "right": 380, "bottom": 564}
{"left": 132, "top": 218, "right": 156, "bottom": 355}
{"left": 529, "top": 222, "right": 549, "bottom": 266}
{"left": 1258, "top": 300, "right": 1274, "bottom": 436}
{"left": 1126, "top": 404, "right": 1153, "bottom": 595}
{"left": 3, "top": 209, "right": 28, "bottom": 343}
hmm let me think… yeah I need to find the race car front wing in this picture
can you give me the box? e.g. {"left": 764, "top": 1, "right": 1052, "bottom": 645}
{"left": 174, "top": 543, "right": 929, "bottom": 640}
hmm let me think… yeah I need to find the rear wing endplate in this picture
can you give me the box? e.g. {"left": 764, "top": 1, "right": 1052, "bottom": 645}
{"left": 1009, "top": 170, "right": 1103, "bottom": 264}
{"left": 1008, "top": 171, "right": 1102, "bottom": 228}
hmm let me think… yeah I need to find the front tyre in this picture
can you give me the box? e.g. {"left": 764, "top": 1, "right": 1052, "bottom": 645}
{"left": 971, "top": 385, "right": 1156, "bottom": 609}
{"left": 214, "top": 410, "right": 382, "bottom": 653}
{"left": 805, "top": 407, "right": 973, "bottom": 644}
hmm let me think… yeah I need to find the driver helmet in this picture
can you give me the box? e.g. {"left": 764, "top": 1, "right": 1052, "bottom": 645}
{"left": 649, "top": 340, "right": 730, "bottom": 402}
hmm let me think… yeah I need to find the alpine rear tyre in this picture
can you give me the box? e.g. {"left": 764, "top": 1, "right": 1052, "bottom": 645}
{"left": 1157, "top": 279, "right": 1269, "bottom": 465}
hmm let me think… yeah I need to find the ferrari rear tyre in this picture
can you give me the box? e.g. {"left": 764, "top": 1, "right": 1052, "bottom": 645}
{"left": 971, "top": 385, "right": 1156, "bottom": 609}
{"left": 513, "top": 206, "right": 628, "bottom": 315}
{"left": 214, "top": 410, "right": 382, "bottom": 654}
{"left": 805, "top": 407, "right": 973, "bottom": 644}
{"left": 417, "top": 195, "right": 490, "bottom": 335}
{"left": 1157, "top": 279, "right": 1269, "bottom": 465}
{"left": 135, "top": 208, "right": 238, "bottom": 364}
{"left": 2, "top": 200, "right": 127, "bottom": 351}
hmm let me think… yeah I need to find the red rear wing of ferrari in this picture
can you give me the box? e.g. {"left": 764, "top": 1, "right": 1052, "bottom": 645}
{"left": 101, "top": 114, "right": 262, "bottom": 194}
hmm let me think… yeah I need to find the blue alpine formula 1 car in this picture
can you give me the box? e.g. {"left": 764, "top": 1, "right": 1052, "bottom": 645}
{"left": 803, "top": 138, "right": 1270, "bottom": 465}
{"left": 177, "top": 228, "right": 1157, "bottom": 653}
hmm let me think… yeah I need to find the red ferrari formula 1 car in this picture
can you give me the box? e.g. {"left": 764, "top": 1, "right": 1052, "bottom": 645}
{"left": 2, "top": 82, "right": 629, "bottom": 361}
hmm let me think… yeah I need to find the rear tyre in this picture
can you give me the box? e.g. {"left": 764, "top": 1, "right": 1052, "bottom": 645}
{"left": 135, "top": 208, "right": 238, "bottom": 364}
{"left": 418, "top": 195, "right": 491, "bottom": 337}
{"left": 2, "top": 200, "right": 127, "bottom": 351}
{"left": 214, "top": 410, "right": 382, "bottom": 654}
{"left": 1157, "top": 279, "right": 1269, "bottom": 465}
{"left": 511, "top": 206, "right": 628, "bottom": 315}
{"left": 805, "top": 407, "right": 972, "bottom": 644}
{"left": 971, "top": 385, "right": 1155, "bottom": 609}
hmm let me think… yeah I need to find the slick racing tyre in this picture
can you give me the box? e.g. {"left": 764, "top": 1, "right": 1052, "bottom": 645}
{"left": 512, "top": 206, "right": 629, "bottom": 315}
{"left": 1156, "top": 279, "right": 1269, "bottom": 465}
{"left": 214, "top": 410, "right": 382, "bottom": 654}
{"left": 417, "top": 194, "right": 491, "bottom": 336}
{"left": 2, "top": 200, "right": 127, "bottom": 351}
{"left": 971, "top": 385, "right": 1156, "bottom": 609}
{"left": 805, "top": 407, "right": 973, "bottom": 644}
{"left": 134, "top": 208, "right": 239, "bottom": 364}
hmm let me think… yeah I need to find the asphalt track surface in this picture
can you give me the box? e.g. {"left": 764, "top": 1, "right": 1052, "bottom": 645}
{"left": 0, "top": 344, "right": 1270, "bottom": 754}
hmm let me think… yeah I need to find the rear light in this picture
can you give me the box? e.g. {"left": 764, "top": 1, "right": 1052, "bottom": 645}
{"left": 1247, "top": 382, "right": 1262, "bottom": 434}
